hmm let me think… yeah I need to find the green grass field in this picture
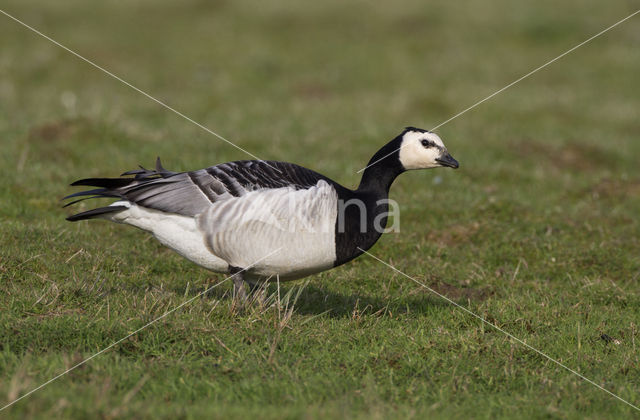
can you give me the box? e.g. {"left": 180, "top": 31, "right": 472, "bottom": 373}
{"left": 1, "top": 1, "right": 639, "bottom": 418}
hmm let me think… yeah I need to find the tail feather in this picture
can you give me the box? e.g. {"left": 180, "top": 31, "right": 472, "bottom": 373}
{"left": 70, "top": 177, "right": 133, "bottom": 188}
{"left": 64, "top": 157, "right": 175, "bottom": 221}
{"left": 63, "top": 188, "right": 120, "bottom": 201}
{"left": 121, "top": 157, "right": 176, "bottom": 179}
{"left": 66, "top": 205, "right": 127, "bottom": 222}
{"left": 63, "top": 196, "right": 104, "bottom": 208}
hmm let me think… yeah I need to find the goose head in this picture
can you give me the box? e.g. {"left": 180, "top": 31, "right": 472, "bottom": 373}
{"left": 358, "top": 127, "right": 459, "bottom": 192}
{"left": 398, "top": 127, "right": 459, "bottom": 170}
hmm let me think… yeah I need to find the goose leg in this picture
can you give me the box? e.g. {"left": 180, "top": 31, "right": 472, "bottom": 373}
{"left": 230, "top": 267, "right": 248, "bottom": 302}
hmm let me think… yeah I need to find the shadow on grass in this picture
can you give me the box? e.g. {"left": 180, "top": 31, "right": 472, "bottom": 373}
{"left": 291, "top": 284, "right": 454, "bottom": 318}
{"left": 173, "top": 277, "right": 491, "bottom": 318}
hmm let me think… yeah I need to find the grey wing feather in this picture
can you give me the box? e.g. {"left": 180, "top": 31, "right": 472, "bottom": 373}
{"left": 64, "top": 159, "right": 330, "bottom": 218}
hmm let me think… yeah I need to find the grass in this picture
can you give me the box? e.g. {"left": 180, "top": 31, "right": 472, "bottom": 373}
{"left": 1, "top": 0, "right": 639, "bottom": 418}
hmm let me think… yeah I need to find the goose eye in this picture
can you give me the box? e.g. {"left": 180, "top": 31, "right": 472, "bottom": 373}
{"left": 421, "top": 139, "right": 431, "bottom": 147}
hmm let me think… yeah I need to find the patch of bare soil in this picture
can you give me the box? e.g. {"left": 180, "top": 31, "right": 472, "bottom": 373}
{"left": 28, "top": 118, "right": 85, "bottom": 142}
{"left": 427, "top": 222, "right": 481, "bottom": 247}
{"left": 589, "top": 178, "right": 640, "bottom": 199}
{"left": 430, "top": 280, "right": 492, "bottom": 301}
{"left": 294, "top": 82, "right": 330, "bottom": 100}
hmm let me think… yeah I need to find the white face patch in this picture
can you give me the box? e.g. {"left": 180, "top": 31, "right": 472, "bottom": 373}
{"left": 398, "top": 130, "right": 447, "bottom": 170}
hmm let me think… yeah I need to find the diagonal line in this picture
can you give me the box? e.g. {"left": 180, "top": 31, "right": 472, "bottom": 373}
{"left": 357, "top": 247, "right": 640, "bottom": 412}
{"left": 357, "top": 9, "right": 640, "bottom": 174}
{"left": 0, "top": 8, "right": 279, "bottom": 171}
{"left": 0, "top": 247, "right": 282, "bottom": 412}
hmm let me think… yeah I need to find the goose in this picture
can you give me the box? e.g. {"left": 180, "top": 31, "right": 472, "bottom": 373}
{"left": 64, "top": 127, "right": 459, "bottom": 299}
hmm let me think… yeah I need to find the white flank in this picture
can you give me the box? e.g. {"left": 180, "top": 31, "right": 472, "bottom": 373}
{"left": 197, "top": 180, "right": 338, "bottom": 280}
{"left": 105, "top": 180, "right": 338, "bottom": 281}
{"left": 108, "top": 201, "right": 228, "bottom": 272}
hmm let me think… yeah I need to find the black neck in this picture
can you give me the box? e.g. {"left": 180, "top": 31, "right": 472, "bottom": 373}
{"left": 333, "top": 134, "right": 406, "bottom": 267}
{"left": 357, "top": 134, "right": 405, "bottom": 195}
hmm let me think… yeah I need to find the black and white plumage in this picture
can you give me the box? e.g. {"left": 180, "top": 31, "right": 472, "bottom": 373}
{"left": 65, "top": 127, "right": 459, "bottom": 295}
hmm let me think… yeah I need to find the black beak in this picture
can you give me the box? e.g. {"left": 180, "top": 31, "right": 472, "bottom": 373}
{"left": 436, "top": 152, "right": 459, "bottom": 169}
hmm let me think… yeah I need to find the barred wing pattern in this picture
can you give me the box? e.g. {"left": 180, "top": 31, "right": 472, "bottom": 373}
{"left": 65, "top": 159, "right": 330, "bottom": 219}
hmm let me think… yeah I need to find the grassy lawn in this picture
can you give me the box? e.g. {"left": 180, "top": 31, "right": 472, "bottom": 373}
{"left": 1, "top": 0, "right": 639, "bottom": 418}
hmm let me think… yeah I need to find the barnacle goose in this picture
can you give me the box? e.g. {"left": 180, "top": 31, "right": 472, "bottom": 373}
{"left": 64, "top": 127, "right": 458, "bottom": 298}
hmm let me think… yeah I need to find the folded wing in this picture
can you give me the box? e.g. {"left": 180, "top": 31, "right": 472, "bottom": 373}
{"left": 65, "top": 158, "right": 329, "bottom": 220}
